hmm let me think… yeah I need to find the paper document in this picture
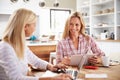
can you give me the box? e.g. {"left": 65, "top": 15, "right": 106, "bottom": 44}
{"left": 41, "top": 70, "right": 58, "bottom": 77}
{"left": 85, "top": 74, "right": 107, "bottom": 78}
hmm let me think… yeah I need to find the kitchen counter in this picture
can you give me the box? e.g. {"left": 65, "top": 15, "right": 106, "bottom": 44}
{"left": 26, "top": 40, "right": 58, "bottom": 46}
{"left": 27, "top": 40, "right": 57, "bottom": 62}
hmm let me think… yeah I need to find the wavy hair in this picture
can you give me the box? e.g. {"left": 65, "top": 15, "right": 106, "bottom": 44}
{"left": 62, "top": 11, "right": 87, "bottom": 39}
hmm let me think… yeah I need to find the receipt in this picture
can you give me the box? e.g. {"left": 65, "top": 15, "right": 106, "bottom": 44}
{"left": 85, "top": 74, "right": 107, "bottom": 78}
{"left": 41, "top": 70, "right": 58, "bottom": 77}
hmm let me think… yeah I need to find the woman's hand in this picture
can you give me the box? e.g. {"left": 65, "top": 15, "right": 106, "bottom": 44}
{"left": 88, "top": 56, "right": 102, "bottom": 65}
{"left": 61, "top": 56, "right": 71, "bottom": 66}
{"left": 47, "top": 63, "right": 68, "bottom": 72}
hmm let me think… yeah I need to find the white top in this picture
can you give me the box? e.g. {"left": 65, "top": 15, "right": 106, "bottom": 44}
{"left": 0, "top": 41, "right": 49, "bottom": 80}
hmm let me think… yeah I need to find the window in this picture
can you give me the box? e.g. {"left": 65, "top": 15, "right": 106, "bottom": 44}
{"left": 50, "top": 9, "right": 71, "bottom": 39}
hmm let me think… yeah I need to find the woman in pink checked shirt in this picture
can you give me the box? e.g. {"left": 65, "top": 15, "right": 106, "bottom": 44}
{"left": 56, "top": 12, "right": 105, "bottom": 66}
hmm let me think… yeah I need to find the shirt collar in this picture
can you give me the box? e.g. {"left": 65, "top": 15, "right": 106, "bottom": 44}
{"left": 66, "top": 34, "right": 84, "bottom": 41}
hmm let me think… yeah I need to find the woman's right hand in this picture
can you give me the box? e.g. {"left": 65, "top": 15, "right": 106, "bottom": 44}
{"left": 61, "top": 56, "right": 70, "bottom": 66}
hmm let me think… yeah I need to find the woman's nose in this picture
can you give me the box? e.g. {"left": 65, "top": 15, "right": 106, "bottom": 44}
{"left": 72, "top": 25, "right": 76, "bottom": 29}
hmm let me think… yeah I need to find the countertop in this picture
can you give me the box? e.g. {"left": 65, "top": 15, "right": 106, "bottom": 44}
{"left": 26, "top": 40, "right": 58, "bottom": 46}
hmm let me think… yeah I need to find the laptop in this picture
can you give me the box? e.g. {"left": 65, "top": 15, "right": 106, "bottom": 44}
{"left": 34, "top": 55, "right": 86, "bottom": 79}
{"left": 65, "top": 55, "right": 87, "bottom": 80}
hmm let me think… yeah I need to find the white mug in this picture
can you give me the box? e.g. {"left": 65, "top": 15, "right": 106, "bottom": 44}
{"left": 102, "top": 56, "right": 110, "bottom": 67}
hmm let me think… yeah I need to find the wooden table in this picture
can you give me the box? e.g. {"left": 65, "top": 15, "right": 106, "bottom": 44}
{"left": 32, "top": 65, "right": 120, "bottom": 80}
{"left": 78, "top": 65, "right": 120, "bottom": 80}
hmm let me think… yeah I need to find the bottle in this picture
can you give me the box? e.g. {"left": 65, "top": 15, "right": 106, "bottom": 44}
{"left": 104, "top": 30, "right": 108, "bottom": 39}
{"left": 110, "top": 32, "right": 114, "bottom": 40}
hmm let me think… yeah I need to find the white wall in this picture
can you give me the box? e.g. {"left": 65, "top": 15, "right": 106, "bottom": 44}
{"left": 0, "top": 0, "right": 76, "bottom": 13}
{"left": 0, "top": 0, "right": 76, "bottom": 38}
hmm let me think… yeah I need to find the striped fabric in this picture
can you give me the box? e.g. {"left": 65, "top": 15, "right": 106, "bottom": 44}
{"left": 56, "top": 35, "right": 105, "bottom": 63}
{"left": 0, "top": 41, "right": 48, "bottom": 80}
{"left": 0, "top": 60, "right": 9, "bottom": 80}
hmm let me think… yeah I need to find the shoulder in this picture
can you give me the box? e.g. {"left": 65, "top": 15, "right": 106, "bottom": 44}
{"left": 0, "top": 41, "right": 12, "bottom": 49}
{"left": 83, "top": 35, "right": 95, "bottom": 41}
{"left": 79, "top": 34, "right": 90, "bottom": 40}
{"left": 79, "top": 35, "right": 96, "bottom": 43}
{"left": 0, "top": 41, "right": 15, "bottom": 56}
{"left": 58, "top": 38, "right": 69, "bottom": 44}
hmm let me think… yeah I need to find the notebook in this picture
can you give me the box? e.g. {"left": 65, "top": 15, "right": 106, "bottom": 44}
{"left": 66, "top": 55, "right": 87, "bottom": 80}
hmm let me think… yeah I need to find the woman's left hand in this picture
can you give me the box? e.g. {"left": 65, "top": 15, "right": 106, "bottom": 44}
{"left": 88, "top": 56, "right": 102, "bottom": 65}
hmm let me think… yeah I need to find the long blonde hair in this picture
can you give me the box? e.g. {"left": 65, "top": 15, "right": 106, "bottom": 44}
{"left": 62, "top": 11, "right": 87, "bottom": 39}
{"left": 2, "top": 8, "right": 37, "bottom": 60}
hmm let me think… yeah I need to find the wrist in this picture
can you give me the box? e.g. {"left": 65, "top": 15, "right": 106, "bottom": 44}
{"left": 47, "top": 64, "right": 53, "bottom": 71}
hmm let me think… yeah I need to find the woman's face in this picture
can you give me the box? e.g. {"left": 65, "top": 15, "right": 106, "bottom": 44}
{"left": 24, "top": 23, "right": 36, "bottom": 37}
{"left": 69, "top": 17, "right": 81, "bottom": 36}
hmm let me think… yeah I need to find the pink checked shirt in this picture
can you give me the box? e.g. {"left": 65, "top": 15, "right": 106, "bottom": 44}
{"left": 56, "top": 35, "right": 105, "bottom": 63}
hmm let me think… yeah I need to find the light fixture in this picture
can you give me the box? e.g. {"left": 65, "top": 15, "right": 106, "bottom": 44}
{"left": 53, "top": 0, "right": 59, "bottom": 7}
{"left": 23, "top": 0, "right": 30, "bottom": 3}
{"left": 10, "top": 0, "right": 18, "bottom": 3}
{"left": 39, "top": 0, "right": 45, "bottom": 7}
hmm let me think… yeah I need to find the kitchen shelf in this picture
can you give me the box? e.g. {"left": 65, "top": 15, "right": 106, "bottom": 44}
{"left": 77, "top": 0, "right": 120, "bottom": 40}
{"left": 92, "top": 26, "right": 114, "bottom": 28}
{"left": 96, "top": 39, "right": 120, "bottom": 42}
{"left": 80, "top": 5, "right": 89, "bottom": 8}
{"left": 92, "top": 13, "right": 114, "bottom": 16}
{"left": 92, "top": 0, "right": 114, "bottom": 6}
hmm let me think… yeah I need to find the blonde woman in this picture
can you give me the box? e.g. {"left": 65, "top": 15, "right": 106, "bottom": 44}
{"left": 56, "top": 12, "right": 105, "bottom": 66}
{"left": 0, "top": 8, "right": 72, "bottom": 80}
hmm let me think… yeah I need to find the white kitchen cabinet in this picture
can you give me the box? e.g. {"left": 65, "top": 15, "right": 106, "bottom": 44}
{"left": 77, "top": 0, "right": 120, "bottom": 40}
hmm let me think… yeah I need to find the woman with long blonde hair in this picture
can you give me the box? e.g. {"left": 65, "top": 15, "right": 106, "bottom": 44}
{"left": 0, "top": 8, "right": 72, "bottom": 80}
{"left": 56, "top": 11, "right": 105, "bottom": 66}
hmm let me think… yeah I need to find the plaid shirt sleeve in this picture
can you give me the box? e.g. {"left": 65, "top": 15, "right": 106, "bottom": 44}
{"left": 89, "top": 37, "right": 105, "bottom": 56}
{"left": 56, "top": 41, "right": 64, "bottom": 63}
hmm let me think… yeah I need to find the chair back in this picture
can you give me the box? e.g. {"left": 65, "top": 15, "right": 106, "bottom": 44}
{"left": 49, "top": 52, "right": 56, "bottom": 65}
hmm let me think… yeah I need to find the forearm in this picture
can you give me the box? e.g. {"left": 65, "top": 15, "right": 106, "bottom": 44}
{"left": 46, "top": 64, "right": 53, "bottom": 71}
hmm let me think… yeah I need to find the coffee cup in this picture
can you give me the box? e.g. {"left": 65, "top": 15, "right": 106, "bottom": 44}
{"left": 102, "top": 56, "right": 110, "bottom": 67}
